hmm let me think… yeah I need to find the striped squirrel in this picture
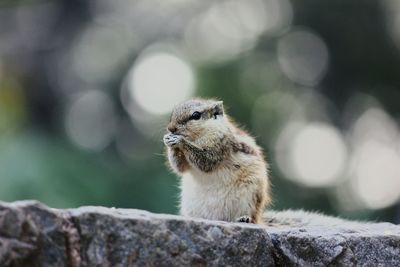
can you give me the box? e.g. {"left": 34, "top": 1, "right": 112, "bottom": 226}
{"left": 163, "top": 98, "right": 270, "bottom": 224}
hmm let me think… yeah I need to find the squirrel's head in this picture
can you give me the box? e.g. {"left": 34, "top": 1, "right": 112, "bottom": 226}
{"left": 167, "top": 99, "right": 228, "bottom": 141}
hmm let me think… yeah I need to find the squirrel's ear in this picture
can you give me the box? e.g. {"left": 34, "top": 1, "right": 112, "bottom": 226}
{"left": 215, "top": 101, "right": 223, "bottom": 109}
{"left": 212, "top": 101, "right": 224, "bottom": 115}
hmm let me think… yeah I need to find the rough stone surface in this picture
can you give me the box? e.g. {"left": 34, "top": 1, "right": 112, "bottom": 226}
{"left": 0, "top": 201, "right": 399, "bottom": 266}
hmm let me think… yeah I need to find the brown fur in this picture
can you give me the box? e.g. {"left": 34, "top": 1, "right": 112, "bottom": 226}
{"left": 164, "top": 98, "right": 270, "bottom": 224}
{"left": 167, "top": 148, "right": 190, "bottom": 173}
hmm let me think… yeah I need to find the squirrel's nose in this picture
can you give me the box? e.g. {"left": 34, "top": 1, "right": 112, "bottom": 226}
{"left": 168, "top": 125, "right": 177, "bottom": 133}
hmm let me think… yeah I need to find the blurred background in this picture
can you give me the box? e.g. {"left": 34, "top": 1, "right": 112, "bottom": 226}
{"left": 0, "top": 0, "right": 399, "bottom": 223}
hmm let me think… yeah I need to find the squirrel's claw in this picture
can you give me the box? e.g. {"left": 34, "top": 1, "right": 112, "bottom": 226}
{"left": 164, "top": 133, "right": 183, "bottom": 147}
{"left": 236, "top": 215, "right": 252, "bottom": 223}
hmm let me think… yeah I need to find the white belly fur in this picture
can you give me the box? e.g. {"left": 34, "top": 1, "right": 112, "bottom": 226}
{"left": 180, "top": 166, "right": 259, "bottom": 222}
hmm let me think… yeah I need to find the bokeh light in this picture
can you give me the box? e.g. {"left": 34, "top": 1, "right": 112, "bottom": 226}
{"left": 276, "top": 122, "right": 347, "bottom": 187}
{"left": 124, "top": 50, "right": 194, "bottom": 115}
{"left": 239, "top": 53, "right": 291, "bottom": 98}
{"left": 65, "top": 90, "right": 117, "bottom": 151}
{"left": 384, "top": 0, "right": 400, "bottom": 51}
{"left": 72, "top": 25, "right": 136, "bottom": 85}
{"left": 348, "top": 108, "right": 400, "bottom": 209}
{"left": 252, "top": 91, "right": 305, "bottom": 145}
{"left": 1, "top": 0, "right": 399, "bottom": 222}
{"left": 277, "top": 29, "right": 329, "bottom": 86}
{"left": 184, "top": 0, "right": 292, "bottom": 63}
{"left": 351, "top": 139, "right": 400, "bottom": 209}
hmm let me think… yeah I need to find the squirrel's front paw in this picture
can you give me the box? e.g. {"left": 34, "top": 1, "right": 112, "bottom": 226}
{"left": 163, "top": 133, "right": 183, "bottom": 147}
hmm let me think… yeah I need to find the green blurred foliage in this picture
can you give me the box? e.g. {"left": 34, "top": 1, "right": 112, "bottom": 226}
{"left": 0, "top": 0, "right": 399, "bottom": 224}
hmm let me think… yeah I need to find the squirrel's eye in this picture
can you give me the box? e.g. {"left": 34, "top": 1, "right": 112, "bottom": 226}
{"left": 190, "top": 111, "right": 201, "bottom": 120}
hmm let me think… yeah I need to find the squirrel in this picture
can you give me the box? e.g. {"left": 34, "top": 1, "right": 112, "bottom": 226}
{"left": 163, "top": 98, "right": 270, "bottom": 224}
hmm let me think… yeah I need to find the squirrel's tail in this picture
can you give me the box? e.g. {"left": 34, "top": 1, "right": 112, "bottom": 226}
{"left": 262, "top": 210, "right": 363, "bottom": 228}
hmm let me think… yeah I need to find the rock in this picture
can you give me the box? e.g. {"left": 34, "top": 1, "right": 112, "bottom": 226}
{"left": 0, "top": 201, "right": 399, "bottom": 266}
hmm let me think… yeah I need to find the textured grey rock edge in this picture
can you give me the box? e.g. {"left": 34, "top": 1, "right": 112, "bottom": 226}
{"left": 0, "top": 201, "right": 399, "bottom": 267}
